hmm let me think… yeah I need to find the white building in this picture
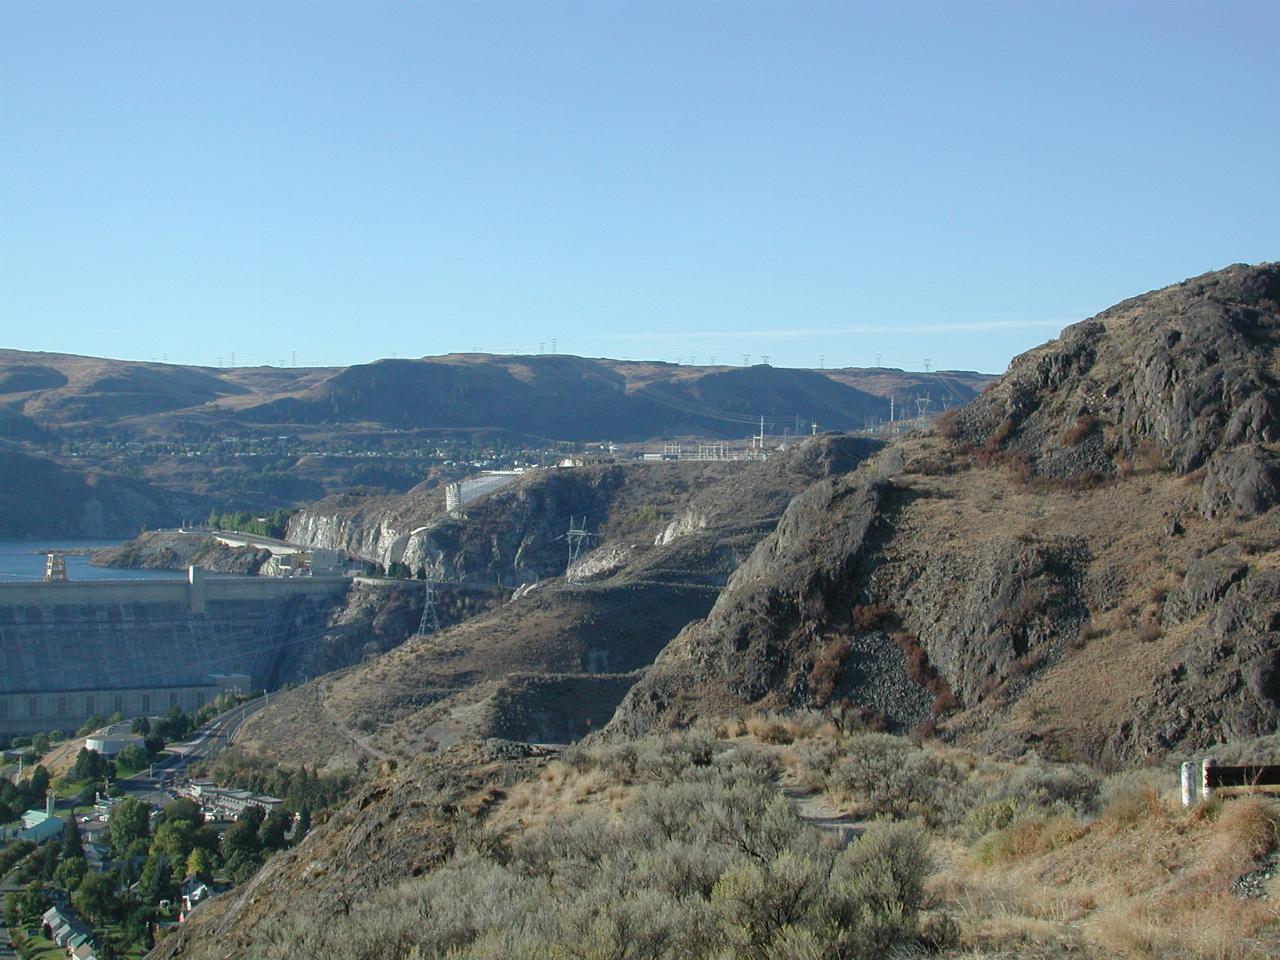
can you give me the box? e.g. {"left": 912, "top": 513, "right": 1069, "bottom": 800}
{"left": 9, "top": 796, "right": 64, "bottom": 843}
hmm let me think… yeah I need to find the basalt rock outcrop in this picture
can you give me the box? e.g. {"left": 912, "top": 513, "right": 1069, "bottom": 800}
{"left": 611, "top": 263, "right": 1280, "bottom": 763}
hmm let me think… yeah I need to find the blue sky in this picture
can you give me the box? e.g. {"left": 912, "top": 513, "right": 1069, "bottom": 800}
{"left": 2, "top": 1, "right": 1276, "bottom": 374}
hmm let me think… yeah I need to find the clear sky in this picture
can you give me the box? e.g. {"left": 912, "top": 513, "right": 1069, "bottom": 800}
{"left": 2, "top": 1, "right": 1276, "bottom": 374}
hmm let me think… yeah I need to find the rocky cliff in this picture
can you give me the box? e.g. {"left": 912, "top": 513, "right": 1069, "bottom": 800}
{"left": 234, "top": 436, "right": 882, "bottom": 766}
{"left": 610, "top": 263, "right": 1280, "bottom": 765}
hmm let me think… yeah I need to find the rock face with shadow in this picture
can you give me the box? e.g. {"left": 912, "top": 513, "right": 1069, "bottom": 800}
{"left": 610, "top": 263, "right": 1280, "bottom": 763}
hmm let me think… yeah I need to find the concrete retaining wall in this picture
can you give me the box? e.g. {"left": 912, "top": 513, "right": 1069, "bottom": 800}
{"left": 0, "top": 571, "right": 349, "bottom": 736}
{"left": 0, "top": 676, "right": 248, "bottom": 737}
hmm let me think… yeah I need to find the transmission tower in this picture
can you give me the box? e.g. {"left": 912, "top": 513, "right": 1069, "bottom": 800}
{"left": 742, "top": 353, "right": 750, "bottom": 366}
{"left": 915, "top": 395, "right": 931, "bottom": 419}
{"left": 560, "top": 517, "right": 594, "bottom": 583}
{"left": 415, "top": 572, "right": 442, "bottom": 636}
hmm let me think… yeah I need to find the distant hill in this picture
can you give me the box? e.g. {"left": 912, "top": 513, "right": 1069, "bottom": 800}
{"left": 0, "top": 349, "right": 992, "bottom": 442}
{"left": 0, "top": 447, "right": 210, "bottom": 538}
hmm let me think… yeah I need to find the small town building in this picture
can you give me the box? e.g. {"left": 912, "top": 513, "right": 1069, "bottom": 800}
{"left": 7, "top": 795, "right": 64, "bottom": 842}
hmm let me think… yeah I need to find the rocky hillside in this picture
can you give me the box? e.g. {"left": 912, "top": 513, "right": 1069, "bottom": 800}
{"left": 91, "top": 529, "right": 272, "bottom": 574}
{"left": 286, "top": 450, "right": 873, "bottom": 585}
{"left": 234, "top": 437, "right": 881, "bottom": 768}
{"left": 0, "top": 447, "right": 211, "bottom": 538}
{"left": 609, "top": 262, "right": 1280, "bottom": 765}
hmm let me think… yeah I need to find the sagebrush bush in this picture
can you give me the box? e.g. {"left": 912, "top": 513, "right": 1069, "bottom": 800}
{"left": 810, "top": 732, "right": 964, "bottom": 824}
{"left": 250, "top": 732, "right": 932, "bottom": 960}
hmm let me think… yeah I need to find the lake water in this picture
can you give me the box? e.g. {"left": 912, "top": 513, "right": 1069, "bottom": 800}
{"left": 0, "top": 539, "right": 186, "bottom": 582}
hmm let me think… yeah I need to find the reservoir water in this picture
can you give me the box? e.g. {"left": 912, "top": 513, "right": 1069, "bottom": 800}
{"left": 0, "top": 539, "right": 186, "bottom": 582}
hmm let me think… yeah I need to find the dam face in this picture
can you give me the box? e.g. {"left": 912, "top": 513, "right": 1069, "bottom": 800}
{"left": 0, "top": 571, "right": 349, "bottom": 737}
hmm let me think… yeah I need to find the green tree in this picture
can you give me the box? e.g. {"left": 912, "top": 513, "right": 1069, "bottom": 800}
{"left": 221, "top": 819, "right": 260, "bottom": 861}
{"left": 258, "top": 808, "right": 291, "bottom": 851}
{"left": 293, "top": 805, "right": 311, "bottom": 843}
{"left": 73, "top": 748, "right": 105, "bottom": 782}
{"left": 116, "top": 744, "right": 150, "bottom": 773}
{"left": 186, "top": 846, "right": 215, "bottom": 881}
{"left": 27, "top": 765, "right": 50, "bottom": 801}
{"left": 62, "top": 818, "right": 84, "bottom": 859}
{"left": 74, "top": 871, "right": 119, "bottom": 925}
{"left": 159, "top": 798, "right": 204, "bottom": 829}
{"left": 152, "top": 818, "right": 197, "bottom": 860}
{"left": 54, "top": 856, "right": 88, "bottom": 891}
{"left": 109, "top": 797, "right": 150, "bottom": 858}
{"left": 140, "top": 854, "right": 174, "bottom": 907}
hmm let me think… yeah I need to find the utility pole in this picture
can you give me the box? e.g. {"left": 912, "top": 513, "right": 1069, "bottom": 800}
{"left": 889, "top": 396, "right": 895, "bottom": 423}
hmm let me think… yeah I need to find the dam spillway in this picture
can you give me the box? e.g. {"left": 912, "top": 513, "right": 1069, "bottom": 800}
{"left": 0, "top": 569, "right": 349, "bottom": 736}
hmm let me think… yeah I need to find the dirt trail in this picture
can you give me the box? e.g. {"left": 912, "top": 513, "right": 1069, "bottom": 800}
{"left": 783, "top": 786, "right": 865, "bottom": 846}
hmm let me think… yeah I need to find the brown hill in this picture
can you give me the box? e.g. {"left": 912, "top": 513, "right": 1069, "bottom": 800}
{"left": 0, "top": 347, "right": 985, "bottom": 441}
{"left": 233, "top": 437, "right": 881, "bottom": 768}
{"left": 608, "top": 262, "right": 1280, "bottom": 765}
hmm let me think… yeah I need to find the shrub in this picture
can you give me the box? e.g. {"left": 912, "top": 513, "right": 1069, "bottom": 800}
{"left": 822, "top": 733, "right": 963, "bottom": 823}
{"left": 989, "top": 417, "right": 1015, "bottom": 447}
{"left": 251, "top": 743, "right": 933, "bottom": 960}
{"left": 809, "top": 637, "right": 852, "bottom": 704}
{"left": 935, "top": 409, "right": 961, "bottom": 440}
{"left": 1211, "top": 796, "right": 1280, "bottom": 862}
{"left": 1099, "top": 768, "right": 1168, "bottom": 825}
{"left": 1059, "top": 415, "right": 1096, "bottom": 447}
{"left": 1136, "top": 620, "right": 1162, "bottom": 643}
{"left": 850, "top": 603, "right": 892, "bottom": 632}
{"left": 972, "top": 813, "right": 1084, "bottom": 865}
{"left": 1071, "top": 621, "right": 1100, "bottom": 650}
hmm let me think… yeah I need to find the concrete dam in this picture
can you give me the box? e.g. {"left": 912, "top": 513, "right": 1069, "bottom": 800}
{"left": 0, "top": 568, "right": 349, "bottom": 737}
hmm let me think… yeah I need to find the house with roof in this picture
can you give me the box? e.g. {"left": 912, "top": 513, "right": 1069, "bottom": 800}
{"left": 40, "top": 903, "right": 91, "bottom": 950}
{"left": 6, "top": 796, "right": 64, "bottom": 843}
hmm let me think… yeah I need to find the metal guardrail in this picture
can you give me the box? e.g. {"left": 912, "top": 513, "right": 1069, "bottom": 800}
{"left": 1180, "top": 757, "right": 1280, "bottom": 806}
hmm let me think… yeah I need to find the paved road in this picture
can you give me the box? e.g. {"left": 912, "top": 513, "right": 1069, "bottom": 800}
{"left": 115, "top": 696, "right": 269, "bottom": 804}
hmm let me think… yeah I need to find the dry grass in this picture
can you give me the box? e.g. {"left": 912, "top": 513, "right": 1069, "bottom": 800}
{"left": 496, "top": 760, "right": 629, "bottom": 828}
{"left": 939, "top": 790, "right": 1280, "bottom": 959}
